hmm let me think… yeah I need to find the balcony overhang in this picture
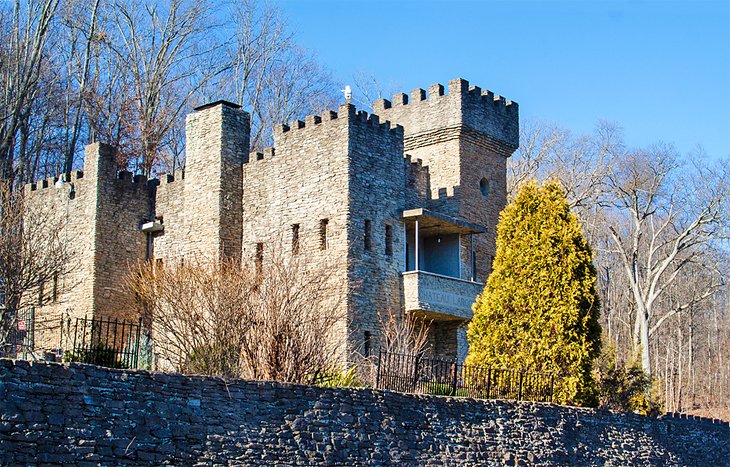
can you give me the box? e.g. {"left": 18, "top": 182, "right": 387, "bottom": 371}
{"left": 402, "top": 208, "right": 486, "bottom": 235}
{"left": 402, "top": 270, "right": 483, "bottom": 321}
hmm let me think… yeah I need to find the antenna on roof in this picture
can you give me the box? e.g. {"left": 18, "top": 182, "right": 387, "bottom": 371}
{"left": 341, "top": 85, "right": 352, "bottom": 103}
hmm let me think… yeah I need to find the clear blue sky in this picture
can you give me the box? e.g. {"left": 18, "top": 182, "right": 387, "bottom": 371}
{"left": 279, "top": 0, "right": 730, "bottom": 158}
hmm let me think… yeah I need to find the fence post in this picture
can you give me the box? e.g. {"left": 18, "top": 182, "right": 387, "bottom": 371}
{"left": 449, "top": 362, "right": 457, "bottom": 396}
{"left": 549, "top": 374, "right": 554, "bottom": 403}
{"left": 135, "top": 318, "right": 142, "bottom": 369}
{"left": 375, "top": 348, "right": 382, "bottom": 390}
{"left": 518, "top": 369, "right": 524, "bottom": 401}
{"left": 29, "top": 306, "right": 35, "bottom": 353}
{"left": 486, "top": 368, "right": 491, "bottom": 399}
{"left": 412, "top": 353, "right": 421, "bottom": 392}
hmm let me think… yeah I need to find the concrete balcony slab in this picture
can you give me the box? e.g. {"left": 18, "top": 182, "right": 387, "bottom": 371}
{"left": 402, "top": 270, "right": 483, "bottom": 321}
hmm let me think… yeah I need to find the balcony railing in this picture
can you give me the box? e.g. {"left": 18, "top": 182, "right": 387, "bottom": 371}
{"left": 402, "top": 270, "right": 483, "bottom": 320}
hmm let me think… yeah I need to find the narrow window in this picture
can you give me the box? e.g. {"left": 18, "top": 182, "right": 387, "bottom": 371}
{"left": 385, "top": 224, "right": 393, "bottom": 256}
{"left": 471, "top": 251, "right": 477, "bottom": 281}
{"left": 255, "top": 242, "right": 264, "bottom": 275}
{"left": 52, "top": 272, "right": 58, "bottom": 303}
{"left": 320, "top": 219, "right": 329, "bottom": 250}
{"left": 38, "top": 281, "right": 44, "bottom": 306}
{"left": 292, "top": 224, "right": 300, "bottom": 255}
{"left": 364, "top": 331, "right": 372, "bottom": 357}
{"left": 364, "top": 219, "right": 372, "bottom": 251}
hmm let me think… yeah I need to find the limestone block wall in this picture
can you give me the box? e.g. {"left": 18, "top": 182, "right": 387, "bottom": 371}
{"left": 1, "top": 359, "right": 728, "bottom": 466}
{"left": 23, "top": 170, "right": 96, "bottom": 329}
{"left": 242, "top": 105, "right": 354, "bottom": 357}
{"left": 375, "top": 78, "right": 518, "bottom": 282}
{"left": 152, "top": 174, "right": 186, "bottom": 260}
{"left": 22, "top": 143, "right": 152, "bottom": 327}
{"left": 90, "top": 158, "right": 152, "bottom": 321}
{"left": 346, "top": 110, "right": 405, "bottom": 356}
{"left": 170, "top": 102, "right": 249, "bottom": 261}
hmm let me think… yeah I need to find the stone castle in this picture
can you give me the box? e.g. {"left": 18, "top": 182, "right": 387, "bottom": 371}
{"left": 24, "top": 78, "right": 518, "bottom": 362}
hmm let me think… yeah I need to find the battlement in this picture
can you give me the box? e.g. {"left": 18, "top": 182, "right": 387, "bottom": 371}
{"left": 374, "top": 78, "right": 517, "bottom": 114}
{"left": 246, "top": 147, "right": 276, "bottom": 164}
{"left": 24, "top": 170, "right": 85, "bottom": 194}
{"left": 372, "top": 78, "right": 519, "bottom": 149}
{"left": 430, "top": 185, "right": 462, "bottom": 201}
{"left": 24, "top": 168, "right": 158, "bottom": 197}
{"left": 274, "top": 104, "right": 403, "bottom": 139}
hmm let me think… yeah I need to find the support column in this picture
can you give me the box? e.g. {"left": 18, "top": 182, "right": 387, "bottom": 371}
{"left": 470, "top": 234, "right": 475, "bottom": 282}
{"left": 403, "top": 222, "right": 408, "bottom": 271}
{"left": 414, "top": 218, "right": 420, "bottom": 271}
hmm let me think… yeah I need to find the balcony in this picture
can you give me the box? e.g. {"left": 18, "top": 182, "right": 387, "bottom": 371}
{"left": 401, "top": 208, "right": 485, "bottom": 320}
{"left": 402, "top": 271, "right": 484, "bottom": 320}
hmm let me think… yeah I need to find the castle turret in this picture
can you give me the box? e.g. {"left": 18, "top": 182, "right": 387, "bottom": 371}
{"left": 374, "top": 78, "right": 519, "bottom": 282}
{"left": 182, "top": 101, "right": 250, "bottom": 261}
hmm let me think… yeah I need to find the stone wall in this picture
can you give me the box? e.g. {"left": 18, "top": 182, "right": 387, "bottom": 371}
{"left": 374, "top": 78, "right": 518, "bottom": 283}
{"left": 22, "top": 143, "right": 153, "bottom": 327}
{"left": 1, "top": 359, "right": 728, "bottom": 466}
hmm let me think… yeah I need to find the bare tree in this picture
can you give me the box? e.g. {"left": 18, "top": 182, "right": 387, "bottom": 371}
{"left": 58, "top": 0, "right": 102, "bottom": 177}
{"left": 0, "top": 0, "right": 62, "bottom": 184}
{"left": 510, "top": 120, "right": 621, "bottom": 212}
{"left": 222, "top": 0, "right": 338, "bottom": 151}
{"left": 0, "top": 183, "right": 68, "bottom": 352}
{"left": 127, "top": 249, "right": 347, "bottom": 383}
{"left": 99, "top": 0, "right": 225, "bottom": 175}
{"left": 378, "top": 309, "right": 430, "bottom": 356}
{"left": 603, "top": 148, "right": 729, "bottom": 375}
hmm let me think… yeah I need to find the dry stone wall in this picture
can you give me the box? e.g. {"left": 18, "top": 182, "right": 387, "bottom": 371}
{"left": 1, "top": 359, "right": 728, "bottom": 466}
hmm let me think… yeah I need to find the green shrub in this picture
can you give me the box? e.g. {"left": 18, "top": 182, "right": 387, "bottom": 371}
{"left": 313, "top": 366, "right": 365, "bottom": 388}
{"left": 594, "top": 344, "right": 661, "bottom": 415}
{"left": 64, "top": 343, "right": 126, "bottom": 369}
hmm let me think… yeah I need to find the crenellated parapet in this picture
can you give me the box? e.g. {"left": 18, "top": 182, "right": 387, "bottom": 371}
{"left": 272, "top": 104, "right": 403, "bottom": 147}
{"left": 24, "top": 165, "right": 157, "bottom": 200}
{"left": 373, "top": 78, "right": 518, "bottom": 151}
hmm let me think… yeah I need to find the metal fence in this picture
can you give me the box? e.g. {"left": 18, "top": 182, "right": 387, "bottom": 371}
{"left": 375, "top": 350, "right": 555, "bottom": 402}
{"left": 67, "top": 316, "right": 151, "bottom": 369}
{"left": 0, "top": 307, "right": 65, "bottom": 360}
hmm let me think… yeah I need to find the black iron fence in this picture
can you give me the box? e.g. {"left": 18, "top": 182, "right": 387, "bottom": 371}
{"left": 0, "top": 307, "right": 65, "bottom": 360}
{"left": 376, "top": 350, "right": 555, "bottom": 402}
{"left": 67, "top": 316, "right": 151, "bottom": 369}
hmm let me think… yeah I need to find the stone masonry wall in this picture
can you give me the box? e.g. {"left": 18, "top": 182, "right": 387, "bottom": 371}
{"left": 1, "top": 359, "right": 728, "bottom": 466}
{"left": 22, "top": 143, "right": 152, "bottom": 330}
{"left": 375, "top": 78, "right": 518, "bottom": 283}
{"left": 242, "top": 106, "right": 353, "bottom": 358}
{"left": 346, "top": 109, "right": 405, "bottom": 356}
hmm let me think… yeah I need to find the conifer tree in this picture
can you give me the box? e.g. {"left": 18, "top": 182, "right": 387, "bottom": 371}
{"left": 466, "top": 180, "right": 602, "bottom": 406}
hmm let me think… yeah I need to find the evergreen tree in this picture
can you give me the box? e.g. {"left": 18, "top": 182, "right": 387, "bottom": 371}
{"left": 466, "top": 180, "right": 602, "bottom": 406}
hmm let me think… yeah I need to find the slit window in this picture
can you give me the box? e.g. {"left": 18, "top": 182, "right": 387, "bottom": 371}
{"left": 52, "top": 272, "right": 58, "bottom": 303}
{"left": 385, "top": 224, "right": 393, "bottom": 256}
{"left": 38, "top": 281, "right": 44, "bottom": 306}
{"left": 292, "top": 224, "right": 300, "bottom": 255}
{"left": 320, "top": 219, "right": 329, "bottom": 250}
{"left": 364, "top": 219, "right": 372, "bottom": 251}
{"left": 364, "top": 331, "right": 372, "bottom": 357}
{"left": 255, "top": 242, "right": 264, "bottom": 274}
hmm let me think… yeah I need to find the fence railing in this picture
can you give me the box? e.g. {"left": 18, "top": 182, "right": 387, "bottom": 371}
{"left": 0, "top": 307, "right": 65, "bottom": 360}
{"left": 67, "top": 316, "right": 152, "bottom": 369}
{"left": 375, "top": 350, "right": 555, "bottom": 402}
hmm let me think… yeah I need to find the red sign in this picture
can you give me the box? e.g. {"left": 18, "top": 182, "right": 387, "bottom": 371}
{"left": 17, "top": 320, "right": 25, "bottom": 331}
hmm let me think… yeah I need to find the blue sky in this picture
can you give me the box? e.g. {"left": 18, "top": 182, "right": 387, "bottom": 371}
{"left": 279, "top": 0, "right": 730, "bottom": 158}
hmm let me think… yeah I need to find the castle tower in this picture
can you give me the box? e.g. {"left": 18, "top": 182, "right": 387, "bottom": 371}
{"left": 182, "top": 101, "right": 250, "bottom": 261}
{"left": 374, "top": 78, "right": 519, "bottom": 283}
